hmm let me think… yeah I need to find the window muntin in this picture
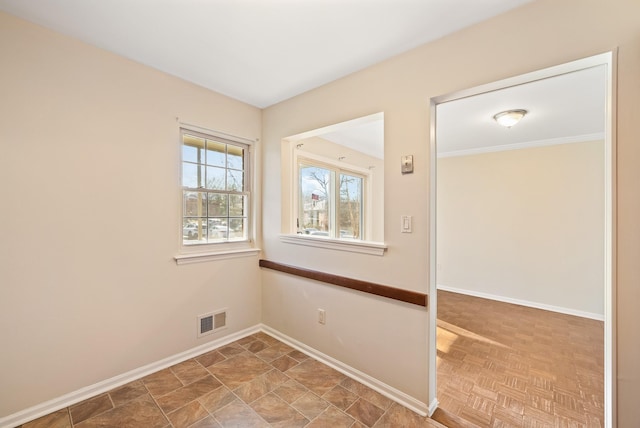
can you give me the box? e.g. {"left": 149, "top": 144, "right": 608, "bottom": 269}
{"left": 297, "top": 158, "right": 365, "bottom": 240}
{"left": 339, "top": 173, "right": 363, "bottom": 239}
{"left": 181, "top": 129, "right": 249, "bottom": 246}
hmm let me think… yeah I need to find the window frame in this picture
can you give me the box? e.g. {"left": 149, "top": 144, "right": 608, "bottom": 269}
{"left": 293, "top": 151, "right": 372, "bottom": 241}
{"left": 176, "top": 126, "right": 258, "bottom": 264}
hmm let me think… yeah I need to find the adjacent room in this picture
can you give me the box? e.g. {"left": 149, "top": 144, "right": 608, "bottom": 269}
{"left": 1, "top": 1, "right": 639, "bottom": 427}
{"left": 433, "top": 62, "right": 607, "bottom": 426}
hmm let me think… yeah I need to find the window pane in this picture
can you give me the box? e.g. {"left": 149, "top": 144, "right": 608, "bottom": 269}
{"left": 207, "top": 193, "right": 228, "bottom": 217}
{"left": 208, "top": 222, "right": 228, "bottom": 240}
{"left": 227, "top": 145, "right": 244, "bottom": 170}
{"left": 205, "top": 166, "right": 225, "bottom": 190}
{"left": 229, "top": 194, "right": 245, "bottom": 216}
{"left": 206, "top": 140, "right": 225, "bottom": 167}
{"left": 228, "top": 218, "right": 246, "bottom": 240}
{"left": 182, "top": 134, "right": 205, "bottom": 163}
{"left": 299, "top": 165, "right": 331, "bottom": 234}
{"left": 227, "top": 170, "right": 244, "bottom": 191}
{"left": 339, "top": 173, "right": 363, "bottom": 239}
{"left": 182, "top": 162, "right": 203, "bottom": 188}
{"left": 181, "top": 129, "right": 250, "bottom": 247}
{"left": 183, "top": 218, "right": 207, "bottom": 243}
{"left": 183, "top": 191, "right": 206, "bottom": 217}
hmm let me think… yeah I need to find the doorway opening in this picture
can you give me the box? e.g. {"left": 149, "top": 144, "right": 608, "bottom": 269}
{"left": 428, "top": 52, "right": 615, "bottom": 427}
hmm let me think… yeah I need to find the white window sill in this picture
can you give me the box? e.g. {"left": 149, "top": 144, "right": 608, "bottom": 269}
{"left": 174, "top": 247, "right": 261, "bottom": 265}
{"left": 279, "top": 234, "right": 387, "bottom": 256}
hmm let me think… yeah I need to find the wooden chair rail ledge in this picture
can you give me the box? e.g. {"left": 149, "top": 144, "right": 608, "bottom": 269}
{"left": 259, "top": 259, "right": 428, "bottom": 307}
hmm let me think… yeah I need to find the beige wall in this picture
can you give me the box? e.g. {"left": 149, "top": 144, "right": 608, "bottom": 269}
{"left": 437, "top": 141, "right": 604, "bottom": 317}
{"left": 0, "top": 12, "right": 262, "bottom": 417}
{"left": 262, "top": 0, "right": 640, "bottom": 424}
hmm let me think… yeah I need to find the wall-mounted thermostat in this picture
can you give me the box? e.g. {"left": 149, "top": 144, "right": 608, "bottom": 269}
{"left": 401, "top": 155, "right": 414, "bottom": 174}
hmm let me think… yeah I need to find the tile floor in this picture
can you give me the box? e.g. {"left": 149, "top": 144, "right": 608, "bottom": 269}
{"left": 436, "top": 290, "right": 604, "bottom": 427}
{"left": 18, "top": 332, "right": 445, "bottom": 428}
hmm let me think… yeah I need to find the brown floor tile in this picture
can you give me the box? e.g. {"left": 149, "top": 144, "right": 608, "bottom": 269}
{"left": 305, "top": 405, "right": 355, "bottom": 428}
{"left": 273, "top": 379, "right": 308, "bottom": 404}
{"left": 250, "top": 393, "right": 308, "bottom": 427}
{"left": 195, "top": 350, "right": 227, "bottom": 368}
{"left": 189, "top": 415, "right": 222, "bottom": 427}
{"left": 340, "top": 378, "right": 393, "bottom": 411}
{"left": 74, "top": 395, "right": 168, "bottom": 428}
{"left": 256, "top": 346, "right": 289, "bottom": 362}
{"left": 287, "top": 350, "right": 311, "bottom": 362}
{"left": 69, "top": 394, "right": 113, "bottom": 425}
{"left": 198, "top": 386, "right": 236, "bottom": 413}
{"left": 22, "top": 408, "right": 71, "bottom": 428}
{"left": 271, "top": 355, "right": 299, "bottom": 372}
{"left": 142, "top": 368, "right": 184, "bottom": 397}
{"left": 373, "top": 402, "right": 443, "bottom": 428}
{"left": 286, "top": 359, "right": 346, "bottom": 395}
{"left": 322, "top": 385, "right": 359, "bottom": 410}
{"left": 251, "top": 332, "right": 281, "bottom": 346}
{"left": 212, "top": 398, "right": 270, "bottom": 427}
{"left": 233, "top": 371, "right": 283, "bottom": 404}
{"left": 263, "top": 368, "right": 289, "bottom": 387}
{"left": 290, "top": 391, "right": 329, "bottom": 419}
{"left": 170, "top": 359, "right": 210, "bottom": 385}
{"left": 109, "top": 380, "right": 148, "bottom": 407}
{"left": 256, "top": 343, "right": 296, "bottom": 363}
{"left": 236, "top": 335, "right": 258, "bottom": 346}
{"left": 156, "top": 375, "right": 222, "bottom": 413}
{"left": 246, "top": 340, "right": 269, "bottom": 353}
{"left": 166, "top": 400, "right": 209, "bottom": 428}
{"left": 217, "top": 343, "right": 245, "bottom": 358}
{"left": 345, "top": 398, "right": 385, "bottom": 427}
{"left": 207, "top": 354, "right": 272, "bottom": 389}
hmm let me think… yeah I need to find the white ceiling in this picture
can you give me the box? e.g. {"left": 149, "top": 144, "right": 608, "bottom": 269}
{"left": 436, "top": 65, "right": 607, "bottom": 155}
{"left": 322, "top": 119, "right": 384, "bottom": 160}
{"left": 2, "top": 0, "right": 604, "bottom": 152}
{"left": 0, "top": 0, "right": 532, "bottom": 108}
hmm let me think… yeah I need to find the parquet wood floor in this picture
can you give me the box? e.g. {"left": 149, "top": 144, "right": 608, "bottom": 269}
{"left": 436, "top": 290, "right": 604, "bottom": 427}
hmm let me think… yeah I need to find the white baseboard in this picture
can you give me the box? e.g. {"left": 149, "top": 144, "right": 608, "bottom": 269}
{"left": 260, "top": 324, "right": 429, "bottom": 417}
{"left": 428, "top": 398, "right": 439, "bottom": 417}
{"left": 0, "top": 325, "right": 261, "bottom": 428}
{"left": 2, "top": 323, "right": 431, "bottom": 427}
{"left": 437, "top": 284, "right": 604, "bottom": 321}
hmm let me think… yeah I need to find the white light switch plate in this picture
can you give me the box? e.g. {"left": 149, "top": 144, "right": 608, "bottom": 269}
{"left": 401, "top": 215, "right": 412, "bottom": 233}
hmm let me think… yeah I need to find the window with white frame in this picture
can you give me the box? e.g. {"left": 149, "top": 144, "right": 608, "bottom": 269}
{"left": 181, "top": 128, "right": 250, "bottom": 246}
{"left": 297, "top": 157, "right": 366, "bottom": 240}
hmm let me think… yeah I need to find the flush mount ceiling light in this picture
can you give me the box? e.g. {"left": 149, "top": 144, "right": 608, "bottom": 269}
{"left": 493, "top": 109, "right": 528, "bottom": 128}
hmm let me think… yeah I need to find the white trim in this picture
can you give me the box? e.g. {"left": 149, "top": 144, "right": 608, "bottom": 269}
{"left": 437, "top": 284, "right": 604, "bottom": 321}
{"left": 284, "top": 112, "right": 384, "bottom": 143}
{"left": 260, "top": 325, "right": 429, "bottom": 416}
{"left": 174, "top": 247, "right": 261, "bottom": 265}
{"left": 428, "top": 398, "right": 439, "bottom": 417}
{"left": 177, "top": 119, "right": 257, "bottom": 145}
{"left": 177, "top": 125, "right": 258, "bottom": 260}
{"left": 428, "top": 96, "right": 438, "bottom": 414}
{"left": 0, "top": 325, "right": 261, "bottom": 428}
{"left": 431, "top": 53, "right": 614, "bottom": 105}
{"left": 437, "top": 132, "right": 604, "bottom": 158}
{"left": 279, "top": 233, "right": 387, "bottom": 256}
